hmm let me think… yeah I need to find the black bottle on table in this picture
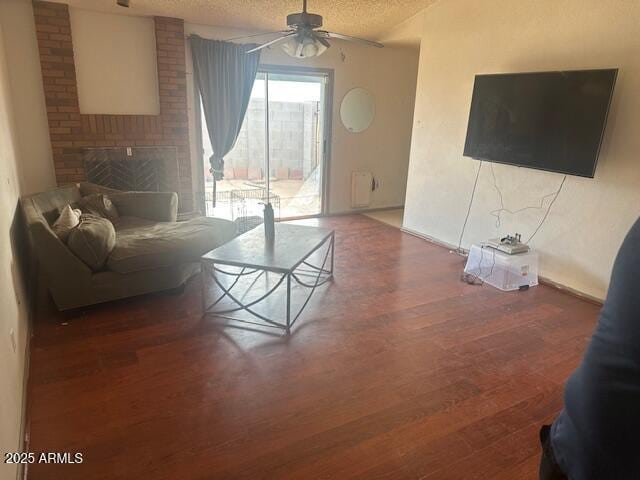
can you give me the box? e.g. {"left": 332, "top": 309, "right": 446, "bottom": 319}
{"left": 263, "top": 202, "right": 275, "bottom": 242}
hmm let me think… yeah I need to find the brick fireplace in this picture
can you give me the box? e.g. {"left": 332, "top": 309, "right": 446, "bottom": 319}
{"left": 33, "top": 1, "right": 193, "bottom": 212}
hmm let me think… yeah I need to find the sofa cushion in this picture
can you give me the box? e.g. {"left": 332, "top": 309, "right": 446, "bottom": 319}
{"left": 107, "top": 217, "right": 237, "bottom": 274}
{"left": 77, "top": 194, "right": 119, "bottom": 221}
{"left": 52, "top": 205, "right": 81, "bottom": 241}
{"left": 67, "top": 214, "right": 117, "bottom": 271}
{"left": 108, "top": 192, "right": 178, "bottom": 222}
{"left": 113, "top": 216, "right": 157, "bottom": 231}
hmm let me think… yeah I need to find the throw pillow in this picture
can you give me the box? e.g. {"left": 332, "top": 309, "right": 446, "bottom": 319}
{"left": 67, "top": 214, "right": 116, "bottom": 271}
{"left": 77, "top": 194, "right": 119, "bottom": 221}
{"left": 52, "top": 205, "right": 81, "bottom": 241}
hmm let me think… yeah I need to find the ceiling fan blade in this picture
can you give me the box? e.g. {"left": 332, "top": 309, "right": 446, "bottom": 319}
{"left": 312, "top": 33, "right": 331, "bottom": 49}
{"left": 225, "top": 30, "right": 294, "bottom": 42}
{"left": 318, "top": 30, "right": 384, "bottom": 48}
{"left": 246, "top": 33, "right": 297, "bottom": 53}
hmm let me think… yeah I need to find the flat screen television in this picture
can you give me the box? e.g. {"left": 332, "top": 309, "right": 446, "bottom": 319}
{"left": 463, "top": 69, "right": 618, "bottom": 178}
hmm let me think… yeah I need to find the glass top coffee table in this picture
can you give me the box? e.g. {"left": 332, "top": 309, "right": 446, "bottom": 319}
{"left": 201, "top": 223, "right": 335, "bottom": 334}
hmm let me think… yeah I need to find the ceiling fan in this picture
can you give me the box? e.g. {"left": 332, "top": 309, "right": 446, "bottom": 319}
{"left": 238, "top": 0, "right": 384, "bottom": 58}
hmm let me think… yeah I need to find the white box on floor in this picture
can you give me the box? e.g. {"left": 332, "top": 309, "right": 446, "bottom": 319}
{"left": 464, "top": 244, "right": 538, "bottom": 291}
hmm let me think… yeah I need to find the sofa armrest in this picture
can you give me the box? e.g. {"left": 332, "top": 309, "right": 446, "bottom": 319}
{"left": 108, "top": 191, "right": 178, "bottom": 222}
{"left": 21, "top": 197, "right": 92, "bottom": 288}
{"left": 29, "top": 221, "right": 92, "bottom": 278}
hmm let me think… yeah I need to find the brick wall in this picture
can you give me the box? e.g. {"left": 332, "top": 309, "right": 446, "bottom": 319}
{"left": 33, "top": 1, "right": 193, "bottom": 212}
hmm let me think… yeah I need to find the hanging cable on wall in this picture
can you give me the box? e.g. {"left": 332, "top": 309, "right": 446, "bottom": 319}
{"left": 456, "top": 160, "right": 483, "bottom": 254}
{"left": 525, "top": 175, "right": 567, "bottom": 244}
{"left": 487, "top": 164, "right": 567, "bottom": 243}
{"left": 457, "top": 161, "right": 567, "bottom": 256}
{"left": 489, "top": 163, "right": 567, "bottom": 232}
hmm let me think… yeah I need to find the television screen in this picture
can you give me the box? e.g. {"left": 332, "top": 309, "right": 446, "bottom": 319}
{"left": 463, "top": 69, "right": 617, "bottom": 178}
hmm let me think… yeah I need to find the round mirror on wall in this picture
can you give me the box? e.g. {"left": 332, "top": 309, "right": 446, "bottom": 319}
{"left": 340, "top": 88, "right": 375, "bottom": 133}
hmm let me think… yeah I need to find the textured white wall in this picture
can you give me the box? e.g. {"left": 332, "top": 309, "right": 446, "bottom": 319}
{"left": 0, "top": 18, "right": 30, "bottom": 480}
{"left": 376, "top": 9, "right": 425, "bottom": 48}
{"left": 70, "top": 7, "right": 160, "bottom": 115}
{"left": 404, "top": 0, "right": 640, "bottom": 300}
{"left": 0, "top": 0, "right": 55, "bottom": 195}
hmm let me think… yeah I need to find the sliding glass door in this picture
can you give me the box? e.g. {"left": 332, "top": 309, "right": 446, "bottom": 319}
{"left": 200, "top": 67, "right": 331, "bottom": 222}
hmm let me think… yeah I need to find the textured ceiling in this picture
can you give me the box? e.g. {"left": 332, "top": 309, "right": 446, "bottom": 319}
{"left": 51, "top": 0, "right": 436, "bottom": 39}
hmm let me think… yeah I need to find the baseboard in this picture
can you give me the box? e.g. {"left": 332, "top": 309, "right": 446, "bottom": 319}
{"left": 17, "top": 329, "right": 32, "bottom": 480}
{"left": 401, "top": 226, "right": 605, "bottom": 305}
{"left": 400, "top": 226, "right": 463, "bottom": 253}
{"left": 538, "top": 276, "right": 604, "bottom": 305}
{"left": 330, "top": 204, "right": 404, "bottom": 216}
{"left": 17, "top": 261, "right": 39, "bottom": 480}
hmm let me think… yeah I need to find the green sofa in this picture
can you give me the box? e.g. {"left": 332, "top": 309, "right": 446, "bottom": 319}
{"left": 21, "top": 183, "right": 237, "bottom": 310}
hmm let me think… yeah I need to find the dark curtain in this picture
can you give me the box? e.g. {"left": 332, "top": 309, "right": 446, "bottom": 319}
{"left": 190, "top": 36, "right": 261, "bottom": 205}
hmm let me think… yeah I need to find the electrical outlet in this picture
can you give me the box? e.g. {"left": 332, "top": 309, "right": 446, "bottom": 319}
{"left": 9, "top": 328, "right": 16, "bottom": 353}
{"left": 126, "top": 147, "right": 133, "bottom": 157}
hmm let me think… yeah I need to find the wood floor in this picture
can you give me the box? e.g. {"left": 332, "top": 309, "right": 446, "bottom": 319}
{"left": 26, "top": 215, "right": 600, "bottom": 479}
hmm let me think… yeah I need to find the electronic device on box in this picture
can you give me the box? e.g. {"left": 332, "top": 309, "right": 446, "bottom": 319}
{"left": 487, "top": 234, "right": 530, "bottom": 255}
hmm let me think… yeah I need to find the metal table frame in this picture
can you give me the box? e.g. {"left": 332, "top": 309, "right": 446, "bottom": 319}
{"left": 201, "top": 231, "right": 335, "bottom": 334}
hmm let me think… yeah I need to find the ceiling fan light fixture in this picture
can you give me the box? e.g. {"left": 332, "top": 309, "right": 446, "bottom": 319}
{"left": 282, "top": 34, "right": 327, "bottom": 59}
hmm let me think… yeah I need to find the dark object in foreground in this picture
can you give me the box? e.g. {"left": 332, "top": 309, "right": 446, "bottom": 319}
{"left": 538, "top": 425, "right": 567, "bottom": 480}
{"left": 543, "top": 217, "right": 640, "bottom": 479}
